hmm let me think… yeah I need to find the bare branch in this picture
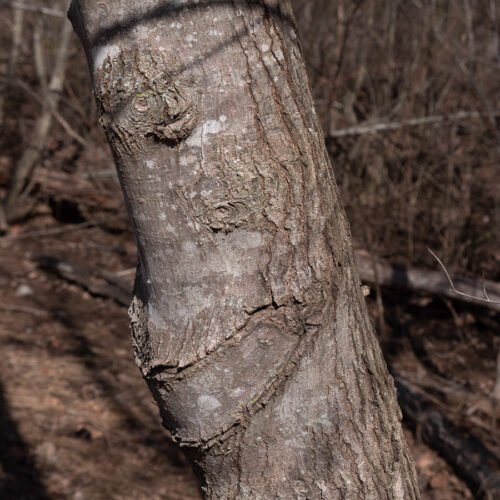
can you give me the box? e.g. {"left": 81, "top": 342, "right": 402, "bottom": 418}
{"left": 0, "top": 1, "right": 65, "bottom": 17}
{"left": 328, "top": 110, "right": 500, "bottom": 138}
{"left": 0, "top": 302, "right": 48, "bottom": 317}
{"left": 356, "top": 250, "right": 500, "bottom": 311}
{"left": 33, "top": 16, "right": 47, "bottom": 92}
{"left": 0, "top": 216, "right": 122, "bottom": 244}
{"left": 3, "top": 14, "right": 73, "bottom": 219}
{"left": 14, "top": 78, "right": 89, "bottom": 147}
{"left": 427, "top": 248, "right": 500, "bottom": 305}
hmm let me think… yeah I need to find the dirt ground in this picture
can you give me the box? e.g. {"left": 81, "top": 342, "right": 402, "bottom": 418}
{"left": 1, "top": 198, "right": 497, "bottom": 499}
{"left": 0, "top": 212, "right": 203, "bottom": 499}
{"left": 0, "top": 1, "right": 499, "bottom": 498}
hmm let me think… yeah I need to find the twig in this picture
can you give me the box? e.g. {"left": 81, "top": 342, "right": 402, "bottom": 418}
{"left": 0, "top": 1, "right": 65, "bottom": 17}
{"left": 0, "top": 216, "right": 122, "bottom": 243}
{"left": 430, "top": 14, "right": 500, "bottom": 152}
{"left": 114, "top": 267, "right": 136, "bottom": 277}
{"left": 3, "top": 12, "right": 73, "bottom": 219}
{"left": 328, "top": 110, "right": 500, "bottom": 138}
{"left": 33, "top": 16, "right": 47, "bottom": 92}
{"left": 0, "top": 302, "right": 48, "bottom": 317}
{"left": 483, "top": 272, "right": 491, "bottom": 302}
{"left": 14, "top": 78, "right": 89, "bottom": 147}
{"left": 427, "top": 248, "right": 500, "bottom": 305}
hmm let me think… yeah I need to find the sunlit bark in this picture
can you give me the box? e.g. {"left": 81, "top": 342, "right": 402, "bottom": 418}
{"left": 69, "top": 1, "right": 419, "bottom": 498}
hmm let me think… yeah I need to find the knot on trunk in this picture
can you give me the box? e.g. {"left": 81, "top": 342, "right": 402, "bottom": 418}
{"left": 93, "top": 48, "right": 201, "bottom": 152}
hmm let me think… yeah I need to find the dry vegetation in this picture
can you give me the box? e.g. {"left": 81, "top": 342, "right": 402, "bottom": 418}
{"left": 295, "top": 0, "right": 499, "bottom": 274}
{"left": 0, "top": 0, "right": 498, "bottom": 499}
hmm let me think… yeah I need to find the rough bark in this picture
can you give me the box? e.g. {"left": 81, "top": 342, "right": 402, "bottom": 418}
{"left": 69, "top": 1, "right": 420, "bottom": 498}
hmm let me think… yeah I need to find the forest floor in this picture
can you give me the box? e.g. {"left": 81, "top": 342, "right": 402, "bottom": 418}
{"left": 1, "top": 0, "right": 499, "bottom": 497}
{"left": 0, "top": 189, "right": 497, "bottom": 499}
{"left": 0, "top": 209, "right": 202, "bottom": 500}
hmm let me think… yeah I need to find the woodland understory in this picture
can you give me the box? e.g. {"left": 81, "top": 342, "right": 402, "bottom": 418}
{"left": 0, "top": 0, "right": 499, "bottom": 498}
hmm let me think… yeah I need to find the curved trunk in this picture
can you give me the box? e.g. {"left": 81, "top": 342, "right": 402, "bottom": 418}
{"left": 69, "top": 1, "right": 419, "bottom": 498}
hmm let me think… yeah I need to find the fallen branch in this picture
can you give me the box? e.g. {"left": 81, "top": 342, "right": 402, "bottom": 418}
{"left": 355, "top": 250, "right": 500, "bottom": 312}
{"left": 328, "top": 110, "right": 500, "bottom": 138}
{"left": 37, "top": 257, "right": 131, "bottom": 307}
{"left": 398, "top": 369, "right": 499, "bottom": 424}
{"left": 30, "top": 169, "right": 120, "bottom": 213}
{"left": 394, "top": 372, "right": 500, "bottom": 499}
{"left": 0, "top": 216, "right": 122, "bottom": 243}
{"left": 0, "top": 302, "right": 48, "bottom": 317}
{"left": 37, "top": 250, "right": 500, "bottom": 312}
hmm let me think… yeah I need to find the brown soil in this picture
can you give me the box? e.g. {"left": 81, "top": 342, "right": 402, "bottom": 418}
{"left": 1, "top": 1, "right": 498, "bottom": 497}
{"left": 1, "top": 202, "right": 496, "bottom": 499}
{"left": 0, "top": 213, "right": 202, "bottom": 500}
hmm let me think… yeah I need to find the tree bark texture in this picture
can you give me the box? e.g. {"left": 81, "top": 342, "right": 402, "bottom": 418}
{"left": 69, "top": 1, "right": 419, "bottom": 498}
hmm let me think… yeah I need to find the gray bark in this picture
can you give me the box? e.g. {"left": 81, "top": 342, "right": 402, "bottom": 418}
{"left": 69, "top": 1, "right": 420, "bottom": 498}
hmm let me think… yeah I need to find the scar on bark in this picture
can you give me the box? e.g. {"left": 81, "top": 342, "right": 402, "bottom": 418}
{"left": 93, "top": 49, "right": 201, "bottom": 152}
{"left": 128, "top": 280, "right": 321, "bottom": 448}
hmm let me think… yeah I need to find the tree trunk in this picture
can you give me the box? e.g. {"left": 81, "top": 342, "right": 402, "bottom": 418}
{"left": 69, "top": 1, "right": 419, "bottom": 498}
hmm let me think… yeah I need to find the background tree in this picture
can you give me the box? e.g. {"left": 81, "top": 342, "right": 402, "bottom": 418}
{"left": 68, "top": 0, "right": 419, "bottom": 498}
